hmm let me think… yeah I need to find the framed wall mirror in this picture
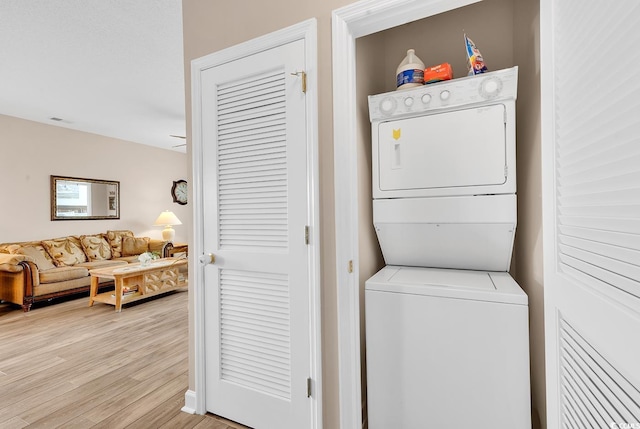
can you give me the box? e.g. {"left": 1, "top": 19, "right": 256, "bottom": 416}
{"left": 51, "top": 175, "right": 120, "bottom": 220}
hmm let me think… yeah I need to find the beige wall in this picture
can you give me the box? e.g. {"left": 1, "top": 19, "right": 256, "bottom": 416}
{"left": 513, "top": 0, "right": 544, "bottom": 427}
{"left": 0, "top": 114, "right": 189, "bottom": 244}
{"left": 370, "top": 0, "right": 515, "bottom": 91}
{"left": 183, "top": 0, "right": 543, "bottom": 427}
{"left": 355, "top": 32, "right": 388, "bottom": 418}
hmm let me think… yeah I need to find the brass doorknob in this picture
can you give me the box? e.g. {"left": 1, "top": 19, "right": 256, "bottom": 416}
{"left": 199, "top": 253, "right": 215, "bottom": 265}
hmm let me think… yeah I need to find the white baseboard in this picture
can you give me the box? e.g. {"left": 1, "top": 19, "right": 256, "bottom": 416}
{"left": 181, "top": 389, "right": 197, "bottom": 414}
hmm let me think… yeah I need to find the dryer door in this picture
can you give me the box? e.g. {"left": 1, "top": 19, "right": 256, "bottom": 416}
{"left": 375, "top": 103, "right": 509, "bottom": 197}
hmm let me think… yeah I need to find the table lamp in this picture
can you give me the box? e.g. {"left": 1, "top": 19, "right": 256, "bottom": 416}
{"left": 154, "top": 210, "right": 182, "bottom": 241}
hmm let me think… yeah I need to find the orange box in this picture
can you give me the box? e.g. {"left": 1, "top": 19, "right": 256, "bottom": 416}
{"left": 424, "top": 63, "right": 453, "bottom": 84}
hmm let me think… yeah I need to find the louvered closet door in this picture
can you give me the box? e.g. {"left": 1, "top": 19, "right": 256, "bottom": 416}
{"left": 200, "top": 39, "right": 310, "bottom": 429}
{"left": 542, "top": 1, "right": 640, "bottom": 428}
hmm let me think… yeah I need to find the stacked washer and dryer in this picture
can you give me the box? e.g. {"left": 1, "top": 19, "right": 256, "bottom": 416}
{"left": 365, "top": 66, "right": 531, "bottom": 428}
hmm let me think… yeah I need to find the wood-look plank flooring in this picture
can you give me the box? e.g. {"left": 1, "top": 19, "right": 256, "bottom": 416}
{"left": 0, "top": 290, "right": 250, "bottom": 429}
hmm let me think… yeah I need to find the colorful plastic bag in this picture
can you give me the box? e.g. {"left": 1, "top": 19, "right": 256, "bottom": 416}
{"left": 465, "top": 33, "right": 488, "bottom": 76}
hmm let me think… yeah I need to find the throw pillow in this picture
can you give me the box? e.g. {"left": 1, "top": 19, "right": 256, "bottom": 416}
{"left": 121, "top": 236, "right": 150, "bottom": 256}
{"left": 105, "top": 230, "right": 134, "bottom": 258}
{"left": 80, "top": 235, "right": 112, "bottom": 261}
{"left": 15, "top": 245, "right": 56, "bottom": 271}
{"left": 41, "top": 238, "right": 88, "bottom": 267}
{"left": 5, "top": 244, "right": 22, "bottom": 254}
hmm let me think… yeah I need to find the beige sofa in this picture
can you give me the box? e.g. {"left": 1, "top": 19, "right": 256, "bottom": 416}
{"left": 0, "top": 230, "right": 172, "bottom": 311}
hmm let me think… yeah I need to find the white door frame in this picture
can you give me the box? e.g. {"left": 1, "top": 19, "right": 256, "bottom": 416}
{"left": 186, "top": 18, "right": 322, "bottom": 429}
{"left": 331, "top": 1, "right": 482, "bottom": 427}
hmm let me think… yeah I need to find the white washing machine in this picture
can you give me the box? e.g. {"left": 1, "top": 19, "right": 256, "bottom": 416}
{"left": 365, "top": 67, "right": 531, "bottom": 428}
{"left": 366, "top": 267, "right": 530, "bottom": 428}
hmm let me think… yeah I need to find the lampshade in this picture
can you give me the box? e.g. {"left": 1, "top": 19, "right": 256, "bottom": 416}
{"left": 154, "top": 211, "right": 182, "bottom": 226}
{"left": 154, "top": 211, "right": 182, "bottom": 241}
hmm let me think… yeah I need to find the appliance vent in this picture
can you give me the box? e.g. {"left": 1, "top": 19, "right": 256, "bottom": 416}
{"left": 216, "top": 69, "right": 288, "bottom": 250}
{"left": 559, "top": 317, "right": 640, "bottom": 427}
{"left": 219, "top": 268, "right": 291, "bottom": 399}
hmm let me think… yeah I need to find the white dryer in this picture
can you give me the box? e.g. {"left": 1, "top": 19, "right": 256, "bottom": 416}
{"left": 365, "top": 67, "right": 531, "bottom": 429}
{"left": 369, "top": 66, "right": 519, "bottom": 271}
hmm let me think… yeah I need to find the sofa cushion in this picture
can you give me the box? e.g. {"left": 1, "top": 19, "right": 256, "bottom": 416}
{"left": 5, "top": 244, "right": 23, "bottom": 254}
{"left": 15, "top": 245, "right": 56, "bottom": 271}
{"left": 41, "top": 238, "right": 88, "bottom": 267}
{"left": 0, "top": 243, "right": 16, "bottom": 254}
{"left": 66, "top": 236, "right": 83, "bottom": 248}
{"left": 39, "top": 266, "right": 89, "bottom": 284}
{"left": 80, "top": 235, "right": 112, "bottom": 261}
{"left": 0, "top": 240, "right": 40, "bottom": 254}
{"left": 105, "top": 230, "right": 134, "bottom": 258}
{"left": 121, "top": 236, "right": 150, "bottom": 256}
{"left": 4, "top": 241, "right": 46, "bottom": 254}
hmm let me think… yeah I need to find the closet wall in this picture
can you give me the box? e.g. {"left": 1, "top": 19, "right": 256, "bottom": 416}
{"left": 355, "top": 0, "right": 543, "bottom": 426}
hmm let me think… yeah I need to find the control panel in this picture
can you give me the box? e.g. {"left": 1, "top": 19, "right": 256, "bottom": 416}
{"left": 368, "top": 66, "right": 518, "bottom": 122}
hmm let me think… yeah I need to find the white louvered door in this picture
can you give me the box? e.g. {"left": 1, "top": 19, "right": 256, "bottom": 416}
{"left": 541, "top": 1, "right": 640, "bottom": 428}
{"left": 200, "top": 39, "right": 310, "bottom": 429}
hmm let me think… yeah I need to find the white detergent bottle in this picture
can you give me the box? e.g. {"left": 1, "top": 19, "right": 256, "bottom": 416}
{"left": 396, "top": 49, "right": 425, "bottom": 90}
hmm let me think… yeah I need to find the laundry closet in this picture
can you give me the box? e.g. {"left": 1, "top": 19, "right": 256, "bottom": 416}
{"left": 354, "top": 0, "right": 537, "bottom": 427}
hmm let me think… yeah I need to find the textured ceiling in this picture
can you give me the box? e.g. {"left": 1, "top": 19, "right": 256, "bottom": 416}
{"left": 0, "top": 0, "right": 186, "bottom": 152}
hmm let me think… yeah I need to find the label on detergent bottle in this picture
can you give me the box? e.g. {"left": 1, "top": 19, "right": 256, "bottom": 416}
{"left": 396, "top": 49, "right": 425, "bottom": 90}
{"left": 396, "top": 69, "right": 424, "bottom": 87}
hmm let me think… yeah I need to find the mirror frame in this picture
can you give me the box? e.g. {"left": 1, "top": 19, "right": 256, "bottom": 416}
{"left": 51, "top": 175, "right": 120, "bottom": 221}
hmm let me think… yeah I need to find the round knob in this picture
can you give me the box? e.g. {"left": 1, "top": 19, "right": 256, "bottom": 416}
{"left": 199, "top": 253, "right": 216, "bottom": 265}
{"left": 380, "top": 97, "right": 396, "bottom": 114}
{"left": 421, "top": 94, "right": 432, "bottom": 104}
{"left": 440, "top": 90, "right": 450, "bottom": 101}
{"left": 485, "top": 80, "right": 498, "bottom": 93}
{"left": 480, "top": 77, "right": 503, "bottom": 99}
{"left": 404, "top": 97, "right": 414, "bottom": 107}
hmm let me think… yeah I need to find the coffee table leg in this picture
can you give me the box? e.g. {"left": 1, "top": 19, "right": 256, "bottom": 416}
{"left": 89, "top": 276, "right": 98, "bottom": 307}
{"left": 115, "top": 278, "right": 123, "bottom": 312}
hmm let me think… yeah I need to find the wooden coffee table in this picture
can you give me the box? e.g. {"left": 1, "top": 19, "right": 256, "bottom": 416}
{"left": 88, "top": 258, "right": 187, "bottom": 312}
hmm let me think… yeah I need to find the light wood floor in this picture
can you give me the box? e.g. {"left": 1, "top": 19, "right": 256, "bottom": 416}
{"left": 0, "top": 290, "right": 250, "bottom": 429}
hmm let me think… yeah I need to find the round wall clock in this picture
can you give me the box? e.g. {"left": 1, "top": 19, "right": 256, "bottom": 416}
{"left": 171, "top": 180, "right": 187, "bottom": 205}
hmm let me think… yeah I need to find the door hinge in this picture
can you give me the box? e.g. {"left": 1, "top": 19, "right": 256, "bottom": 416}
{"left": 291, "top": 70, "right": 307, "bottom": 93}
{"left": 504, "top": 165, "right": 508, "bottom": 178}
{"left": 307, "top": 377, "right": 312, "bottom": 398}
{"left": 305, "top": 225, "right": 310, "bottom": 245}
{"left": 348, "top": 260, "right": 353, "bottom": 273}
